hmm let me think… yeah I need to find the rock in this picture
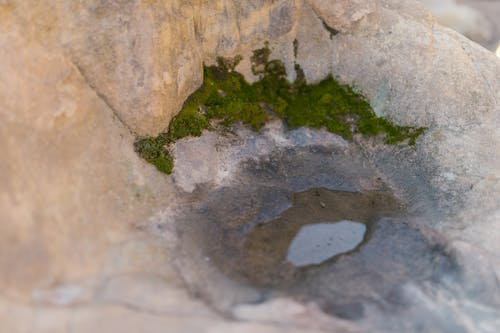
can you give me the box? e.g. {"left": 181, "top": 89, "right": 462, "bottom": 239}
{"left": 0, "top": 27, "right": 174, "bottom": 301}
{"left": 1, "top": 0, "right": 303, "bottom": 136}
{"left": 307, "top": 0, "right": 376, "bottom": 33}
{"left": 418, "top": 0, "right": 495, "bottom": 49}
{"left": 1, "top": 0, "right": 500, "bottom": 332}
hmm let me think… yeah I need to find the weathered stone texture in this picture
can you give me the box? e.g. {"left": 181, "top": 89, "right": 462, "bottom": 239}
{"left": 1, "top": 0, "right": 499, "bottom": 331}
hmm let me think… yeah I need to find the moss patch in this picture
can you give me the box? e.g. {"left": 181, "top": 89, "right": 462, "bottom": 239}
{"left": 134, "top": 134, "right": 174, "bottom": 174}
{"left": 135, "top": 45, "right": 424, "bottom": 174}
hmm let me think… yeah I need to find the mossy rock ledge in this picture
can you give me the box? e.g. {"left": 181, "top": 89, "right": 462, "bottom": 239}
{"left": 135, "top": 46, "right": 424, "bottom": 174}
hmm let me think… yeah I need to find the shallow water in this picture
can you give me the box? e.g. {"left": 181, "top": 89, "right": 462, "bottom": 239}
{"left": 237, "top": 187, "right": 403, "bottom": 288}
{"left": 173, "top": 182, "right": 458, "bottom": 320}
{"left": 161, "top": 123, "right": 500, "bottom": 331}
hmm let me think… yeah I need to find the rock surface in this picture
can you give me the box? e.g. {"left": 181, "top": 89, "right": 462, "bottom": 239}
{"left": 0, "top": 0, "right": 499, "bottom": 332}
{"left": 419, "top": 0, "right": 500, "bottom": 51}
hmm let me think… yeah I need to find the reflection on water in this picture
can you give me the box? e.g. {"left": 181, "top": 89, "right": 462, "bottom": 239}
{"left": 287, "top": 221, "right": 367, "bottom": 266}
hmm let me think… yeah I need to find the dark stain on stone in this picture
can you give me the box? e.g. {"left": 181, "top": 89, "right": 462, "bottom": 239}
{"left": 322, "top": 20, "right": 340, "bottom": 39}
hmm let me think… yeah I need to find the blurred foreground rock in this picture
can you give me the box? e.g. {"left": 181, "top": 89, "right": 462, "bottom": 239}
{"left": 419, "top": 0, "right": 500, "bottom": 51}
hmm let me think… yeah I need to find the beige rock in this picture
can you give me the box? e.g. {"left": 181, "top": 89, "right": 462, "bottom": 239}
{"left": 1, "top": 0, "right": 304, "bottom": 135}
{"left": 0, "top": 27, "right": 174, "bottom": 300}
{"left": 418, "top": 0, "right": 494, "bottom": 47}
{"left": 0, "top": 0, "right": 500, "bottom": 331}
{"left": 307, "top": 0, "right": 376, "bottom": 33}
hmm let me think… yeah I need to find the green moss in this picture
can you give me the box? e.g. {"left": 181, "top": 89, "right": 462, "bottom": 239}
{"left": 135, "top": 45, "right": 425, "bottom": 174}
{"left": 134, "top": 135, "right": 174, "bottom": 174}
{"left": 250, "top": 43, "right": 272, "bottom": 75}
{"left": 167, "top": 105, "right": 208, "bottom": 141}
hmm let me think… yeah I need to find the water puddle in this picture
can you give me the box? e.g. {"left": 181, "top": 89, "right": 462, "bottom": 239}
{"left": 172, "top": 183, "right": 457, "bottom": 320}
{"left": 166, "top": 133, "right": 463, "bottom": 324}
{"left": 216, "top": 187, "right": 403, "bottom": 289}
